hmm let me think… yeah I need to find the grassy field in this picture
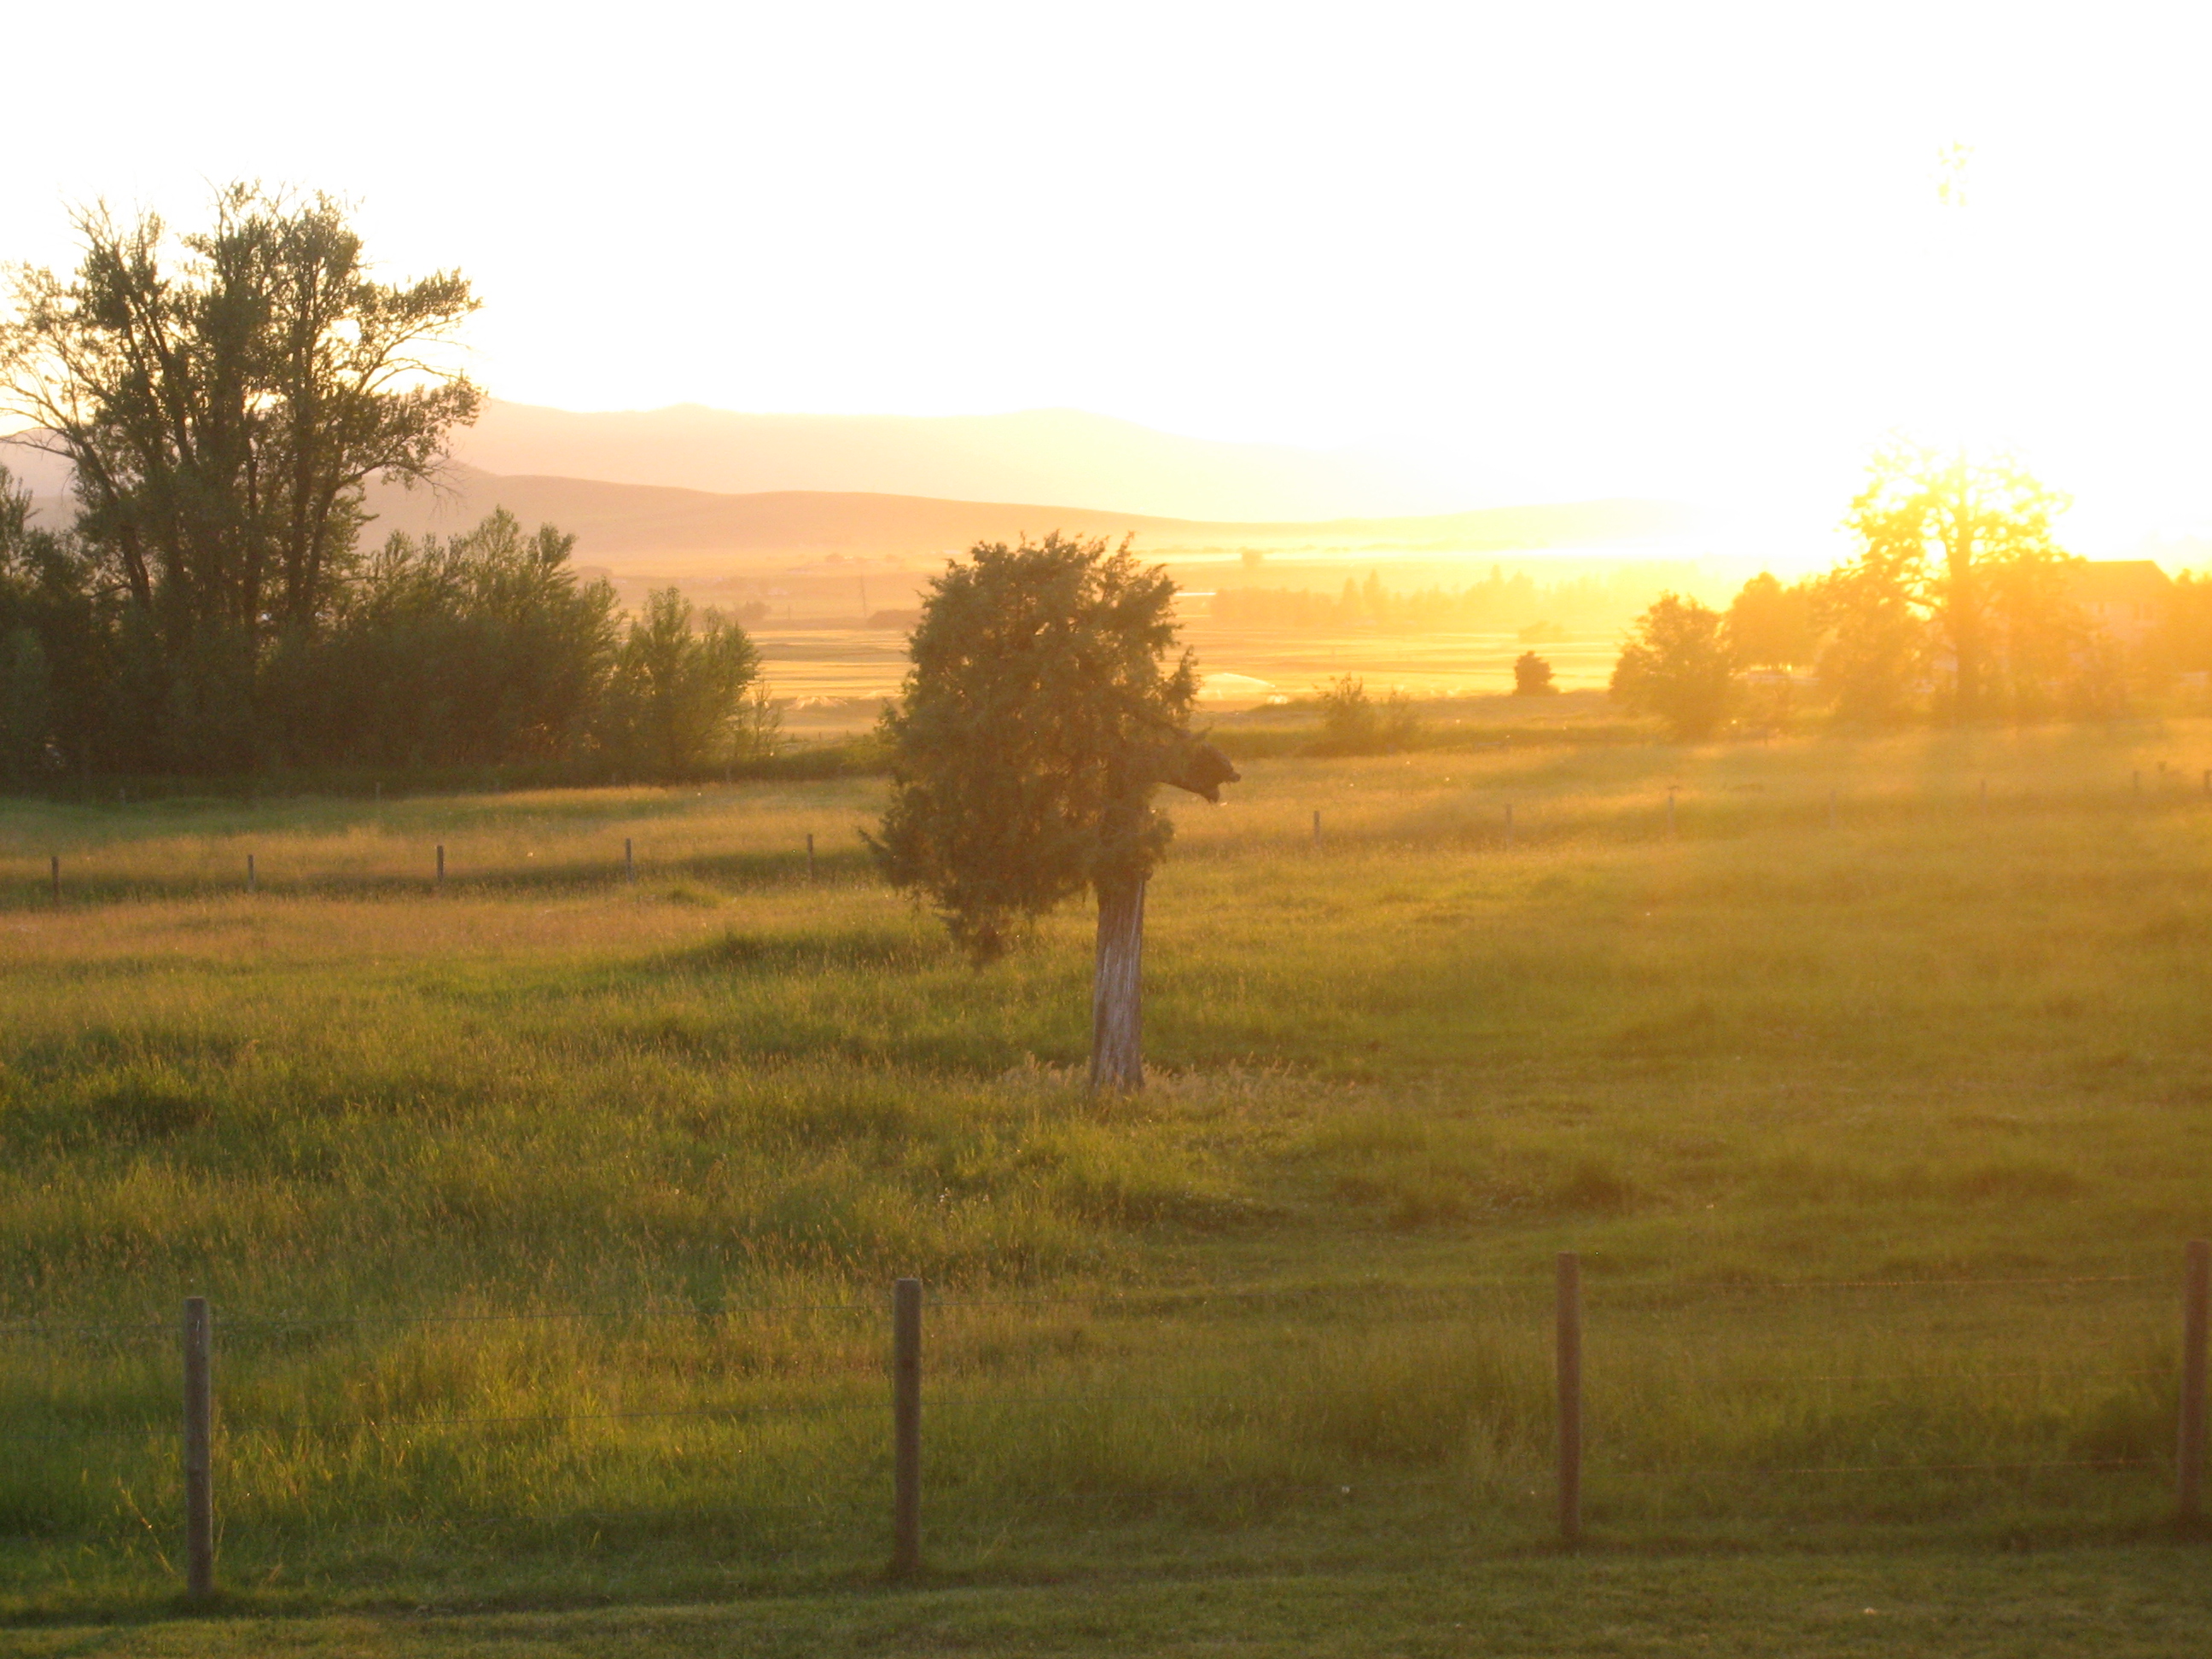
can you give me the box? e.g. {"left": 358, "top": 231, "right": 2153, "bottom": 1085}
{"left": 4, "top": 720, "right": 2212, "bottom": 1650}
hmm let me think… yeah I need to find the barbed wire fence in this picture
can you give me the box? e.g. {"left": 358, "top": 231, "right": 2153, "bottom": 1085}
{"left": 3, "top": 1246, "right": 2203, "bottom": 1603}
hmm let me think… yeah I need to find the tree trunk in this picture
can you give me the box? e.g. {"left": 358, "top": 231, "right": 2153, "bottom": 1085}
{"left": 1090, "top": 874, "right": 1146, "bottom": 1091}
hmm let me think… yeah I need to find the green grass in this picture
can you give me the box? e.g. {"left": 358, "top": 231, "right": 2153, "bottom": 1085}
{"left": 3, "top": 721, "right": 2212, "bottom": 1647}
{"left": 17, "top": 1547, "right": 2212, "bottom": 1656}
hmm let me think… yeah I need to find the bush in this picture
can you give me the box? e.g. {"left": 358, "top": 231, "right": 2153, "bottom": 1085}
{"left": 1312, "top": 675, "right": 1418, "bottom": 754}
{"left": 1609, "top": 593, "right": 1737, "bottom": 740}
{"left": 1512, "top": 651, "right": 1557, "bottom": 696}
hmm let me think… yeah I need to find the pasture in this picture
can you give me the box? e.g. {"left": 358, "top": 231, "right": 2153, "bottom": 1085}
{"left": 4, "top": 721, "right": 2212, "bottom": 1650}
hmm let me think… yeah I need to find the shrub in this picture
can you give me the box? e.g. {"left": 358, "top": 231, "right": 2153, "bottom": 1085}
{"left": 1511, "top": 651, "right": 1557, "bottom": 696}
{"left": 1313, "top": 674, "right": 1418, "bottom": 754}
{"left": 1609, "top": 593, "right": 1737, "bottom": 740}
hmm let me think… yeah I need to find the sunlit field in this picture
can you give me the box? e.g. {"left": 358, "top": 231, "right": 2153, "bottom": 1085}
{"left": 753, "top": 621, "right": 1632, "bottom": 736}
{"left": 6, "top": 723, "right": 2212, "bottom": 1645}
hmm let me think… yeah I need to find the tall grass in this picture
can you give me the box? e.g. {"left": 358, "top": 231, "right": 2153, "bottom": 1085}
{"left": 3, "top": 721, "right": 2211, "bottom": 1615}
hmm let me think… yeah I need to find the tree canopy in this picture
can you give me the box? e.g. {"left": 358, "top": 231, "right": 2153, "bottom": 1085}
{"left": 1846, "top": 442, "right": 2075, "bottom": 720}
{"left": 3, "top": 187, "right": 480, "bottom": 651}
{"left": 1609, "top": 593, "right": 1736, "bottom": 741}
{"left": 870, "top": 533, "right": 1200, "bottom": 963}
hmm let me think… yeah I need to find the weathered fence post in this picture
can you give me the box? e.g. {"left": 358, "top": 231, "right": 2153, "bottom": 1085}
{"left": 183, "top": 1296, "right": 215, "bottom": 1601}
{"left": 1556, "top": 1251, "right": 1582, "bottom": 1545}
{"left": 246, "top": 854, "right": 255, "bottom": 894}
{"left": 2180, "top": 1240, "right": 2209, "bottom": 1522}
{"left": 435, "top": 845, "right": 445, "bottom": 889}
{"left": 49, "top": 855, "right": 59, "bottom": 907}
{"left": 625, "top": 837, "right": 636, "bottom": 885}
{"left": 807, "top": 833, "right": 818, "bottom": 882}
{"left": 893, "top": 1278, "right": 923, "bottom": 1575}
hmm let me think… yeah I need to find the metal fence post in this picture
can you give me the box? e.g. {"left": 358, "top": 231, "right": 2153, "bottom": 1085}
{"left": 893, "top": 1278, "right": 923, "bottom": 1575}
{"left": 2180, "top": 1241, "right": 2209, "bottom": 1522}
{"left": 1556, "top": 1252, "right": 1582, "bottom": 1545}
{"left": 183, "top": 1296, "right": 215, "bottom": 1600}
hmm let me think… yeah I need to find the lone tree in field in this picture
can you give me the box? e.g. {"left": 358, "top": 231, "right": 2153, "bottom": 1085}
{"left": 870, "top": 533, "right": 1237, "bottom": 1091}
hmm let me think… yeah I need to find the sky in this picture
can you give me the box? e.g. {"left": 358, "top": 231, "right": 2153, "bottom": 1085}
{"left": 4, "top": 0, "right": 2210, "bottom": 563}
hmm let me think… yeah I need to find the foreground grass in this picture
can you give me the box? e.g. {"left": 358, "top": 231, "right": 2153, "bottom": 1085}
{"left": 16, "top": 1547, "right": 2212, "bottom": 1656}
{"left": 3, "top": 720, "right": 2211, "bottom": 1638}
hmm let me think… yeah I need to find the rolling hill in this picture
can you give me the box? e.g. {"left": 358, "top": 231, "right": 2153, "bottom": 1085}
{"left": 361, "top": 465, "right": 1697, "bottom": 570}
{"left": 451, "top": 401, "right": 1470, "bottom": 522}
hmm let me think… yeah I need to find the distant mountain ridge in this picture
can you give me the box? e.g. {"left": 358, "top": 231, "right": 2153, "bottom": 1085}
{"left": 364, "top": 465, "right": 1696, "bottom": 568}
{"left": 7, "top": 416, "right": 1700, "bottom": 569}
{"left": 452, "top": 401, "right": 1474, "bottom": 523}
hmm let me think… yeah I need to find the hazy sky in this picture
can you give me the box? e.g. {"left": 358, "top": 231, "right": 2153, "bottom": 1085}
{"left": 6, "top": 1, "right": 2209, "bottom": 554}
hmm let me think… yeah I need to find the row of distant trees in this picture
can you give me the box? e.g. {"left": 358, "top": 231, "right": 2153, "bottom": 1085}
{"left": 1208, "top": 564, "right": 1691, "bottom": 632}
{"left": 1612, "top": 444, "right": 2199, "bottom": 739}
{"left": 0, "top": 188, "right": 765, "bottom": 781}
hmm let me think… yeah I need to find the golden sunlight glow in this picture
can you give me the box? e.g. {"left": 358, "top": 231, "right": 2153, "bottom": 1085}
{"left": 4, "top": 2, "right": 2209, "bottom": 562}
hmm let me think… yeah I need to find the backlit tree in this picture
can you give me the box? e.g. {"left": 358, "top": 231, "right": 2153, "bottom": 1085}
{"left": 870, "top": 533, "right": 1237, "bottom": 1090}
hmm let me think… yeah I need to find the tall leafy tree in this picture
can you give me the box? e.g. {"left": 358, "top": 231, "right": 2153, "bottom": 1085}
{"left": 1846, "top": 442, "right": 2071, "bottom": 721}
{"left": 0, "top": 186, "right": 479, "bottom": 765}
{"left": 870, "top": 533, "right": 1236, "bottom": 1090}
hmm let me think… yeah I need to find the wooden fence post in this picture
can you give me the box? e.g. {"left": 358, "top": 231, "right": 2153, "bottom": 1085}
{"left": 183, "top": 1296, "right": 215, "bottom": 1601}
{"left": 1556, "top": 1251, "right": 1582, "bottom": 1545}
{"left": 435, "top": 845, "right": 445, "bottom": 889}
{"left": 2180, "top": 1240, "right": 2209, "bottom": 1522}
{"left": 625, "top": 837, "right": 635, "bottom": 885}
{"left": 893, "top": 1278, "right": 923, "bottom": 1576}
{"left": 1312, "top": 809, "right": 1322, "bottom": 847}
{"left": 246, "top": 854, "right": 255, "bottom": 895}
{"left": 49, "top": 855, "right": 59, "bottom": 907}
{"left": 807, "top": 833, "right": 817, "bottom": 882}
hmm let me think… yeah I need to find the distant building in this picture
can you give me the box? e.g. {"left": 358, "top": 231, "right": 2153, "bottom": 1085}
{"left": 2068, "top": 560, "right": 2173, "bottom": 647}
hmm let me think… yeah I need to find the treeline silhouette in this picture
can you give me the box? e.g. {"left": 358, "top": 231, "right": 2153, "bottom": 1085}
{"left": 0, "top": 478, "right": 766, "bottom": 783}
{"left": 1208, "top": 564, "right": 1693, "bottom": 631}
{"left": 0, "top": 188, "right": 767, "bottom": 786}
